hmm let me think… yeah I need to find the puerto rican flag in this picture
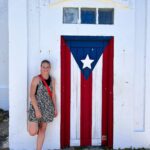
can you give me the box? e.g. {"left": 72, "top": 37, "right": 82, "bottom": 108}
{"left": 60, "top": 36, "right": 114, "bottom": 148}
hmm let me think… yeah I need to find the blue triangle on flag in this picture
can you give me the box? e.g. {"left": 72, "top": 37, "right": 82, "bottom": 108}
{"left": 63, "top": 36, "right": 112, "bottom": 80}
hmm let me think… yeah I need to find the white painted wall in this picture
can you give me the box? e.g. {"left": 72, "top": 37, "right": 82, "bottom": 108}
{"left": 0, "top": 0, "right": 9, "bottom": 110}
{"left": 9, "top": 0, "right": 28, "bottom": 149}
{"left": 9, "top": 0, "right": 150, "bottom": 149}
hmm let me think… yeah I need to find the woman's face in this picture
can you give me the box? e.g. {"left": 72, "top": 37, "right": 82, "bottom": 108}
{"left": 41, "top": 62, "right": 50, "bottom": 74}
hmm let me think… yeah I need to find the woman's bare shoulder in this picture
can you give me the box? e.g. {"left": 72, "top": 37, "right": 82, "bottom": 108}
{"left": 32, "top": 75, "right": 40, "bottom": 84}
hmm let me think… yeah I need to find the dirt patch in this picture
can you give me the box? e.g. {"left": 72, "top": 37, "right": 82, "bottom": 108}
{"left": 0, "top": 109, "right": 9, "bottom": 149}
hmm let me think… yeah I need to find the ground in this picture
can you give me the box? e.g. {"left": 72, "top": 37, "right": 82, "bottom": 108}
{"left": 0, "top": 108, "right": 146, "bottom": 150}
{"left": 0, "top": 109, "right": 9, "bottom": 150}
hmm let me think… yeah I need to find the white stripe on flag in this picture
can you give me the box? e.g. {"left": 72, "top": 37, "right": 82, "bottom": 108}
{"left": 92, "top": 56, "right": 103, "bottom": 145}
{"left": 70, "top": 54, "right": 81, "bottom": 146}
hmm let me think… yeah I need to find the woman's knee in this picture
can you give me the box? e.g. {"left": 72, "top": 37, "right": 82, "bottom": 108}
{"left": 28, "top": 122, "right": 38, "bottom": 136}
{"left": 28, "top": 128, "right": 38, "bottom": 136}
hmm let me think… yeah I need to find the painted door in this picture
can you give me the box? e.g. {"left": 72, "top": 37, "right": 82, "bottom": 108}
{"left": 60, "top": 36, "right": 114, "bottom": 148}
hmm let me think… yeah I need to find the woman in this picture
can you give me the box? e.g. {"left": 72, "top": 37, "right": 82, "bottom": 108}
{"left": 28, "top": 60, "right": 57, "bottom": 150}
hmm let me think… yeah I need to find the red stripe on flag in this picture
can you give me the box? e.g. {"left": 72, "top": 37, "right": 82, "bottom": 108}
{"left": 102, "top": 37, "right": 114, "bottom": 148}
{"left": 80, "top": 73, "right": 92, "bottom": 146}
{"left": 60, "top": 37, "right": 71, "bottom": 148}
{"left": 107, "top": 38, "right": 114, "bottom": 147}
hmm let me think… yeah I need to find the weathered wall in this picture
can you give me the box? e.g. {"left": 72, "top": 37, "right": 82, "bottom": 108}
{"left": 9, "top": 0, "right": 150, "bottom": 149}
{"left": 0, "top": 0, "right": 8, "bottom": 110}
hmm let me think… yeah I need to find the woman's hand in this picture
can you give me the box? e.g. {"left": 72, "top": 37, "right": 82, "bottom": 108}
{"left": 54, "top": 108, "right": 58, "bottom": 117}
{"left": 35, "top": 109, "right": 42, "bottom": 119}
{"left": 52, "top": 78, "right": 58, "bottom": 118}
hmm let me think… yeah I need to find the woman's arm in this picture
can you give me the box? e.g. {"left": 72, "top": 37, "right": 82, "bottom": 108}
{"left": 52, "top": 77, "right": 58, "bottom": 117}
{"left": 30, "top": 77, "right": 42, "bottom": 118}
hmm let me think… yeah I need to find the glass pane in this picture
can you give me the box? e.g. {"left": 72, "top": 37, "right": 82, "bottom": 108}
{"left": 81, "top": 8, "right": 96, "bottom": 24}
{"left": 63, "top": 8, "right": 79, "bottom": 24}
{"left": 98, "top": 8, "right": 114, "bottom": 24}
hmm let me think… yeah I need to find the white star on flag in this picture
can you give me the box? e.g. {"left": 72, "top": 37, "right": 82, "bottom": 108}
{"left": 81, "top": 54, "right": 94, "bottom": 69}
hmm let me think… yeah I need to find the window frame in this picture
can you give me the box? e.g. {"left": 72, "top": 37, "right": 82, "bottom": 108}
{"left": 63, "top": 7, "right": 114, "bottom": 25}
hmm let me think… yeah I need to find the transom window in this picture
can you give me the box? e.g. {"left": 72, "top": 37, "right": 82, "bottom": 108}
{"left": 63, "top": 8, "right": 79, "bottom": 24}
{"left": 63, "top": 7, "right": 114, "bottom": 25}
{"left": 81, "top": 8, "right": 96, "bottom": 24}
{"left": 98, "top": 8, "right": 114, "bottom": 24}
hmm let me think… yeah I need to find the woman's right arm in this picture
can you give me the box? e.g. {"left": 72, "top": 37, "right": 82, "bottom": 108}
{"left": 30, "top": 77, "right": 42, "bottom": 118}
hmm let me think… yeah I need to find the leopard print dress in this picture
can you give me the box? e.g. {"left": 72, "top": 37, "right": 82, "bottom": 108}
{"left": 28, "top": 79, "right": 55, "bottom": 123}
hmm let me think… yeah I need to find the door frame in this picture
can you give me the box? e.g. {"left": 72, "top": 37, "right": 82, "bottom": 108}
{"left": 60, "top": 35, "right": 114, "bottom": 148}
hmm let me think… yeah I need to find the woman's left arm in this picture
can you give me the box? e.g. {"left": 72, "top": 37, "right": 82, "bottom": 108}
{"left": 52, "top": 77, "right": 58, "bottom": 117}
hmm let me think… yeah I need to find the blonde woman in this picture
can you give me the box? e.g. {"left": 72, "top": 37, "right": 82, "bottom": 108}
{"left": 28, "top": 60, "right": 57, "bottom": 150}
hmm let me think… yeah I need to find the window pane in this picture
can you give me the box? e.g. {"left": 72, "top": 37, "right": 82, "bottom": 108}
{"left": 98, "top": 8, "right": 114, "bottom": 24}
{"left": 81, "top": 8, "right": 96, "bottom": 24}
{"left": 63, "top": 8, "right": 79, "bottom": 24}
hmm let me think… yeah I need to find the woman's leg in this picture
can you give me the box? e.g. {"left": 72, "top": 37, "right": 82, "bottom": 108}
{"left": 36, "top": 122, "right": 47, "bottom": 150}
{"left": 28, "top": 121, "right": 39, "bottom": 136}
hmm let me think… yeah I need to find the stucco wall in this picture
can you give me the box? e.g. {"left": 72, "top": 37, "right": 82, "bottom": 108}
{"left": 9, "top": 0, "right": 150, "bottom": 149}
{"left": 0, "top": 0, "right": 9, "bottom": 110}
